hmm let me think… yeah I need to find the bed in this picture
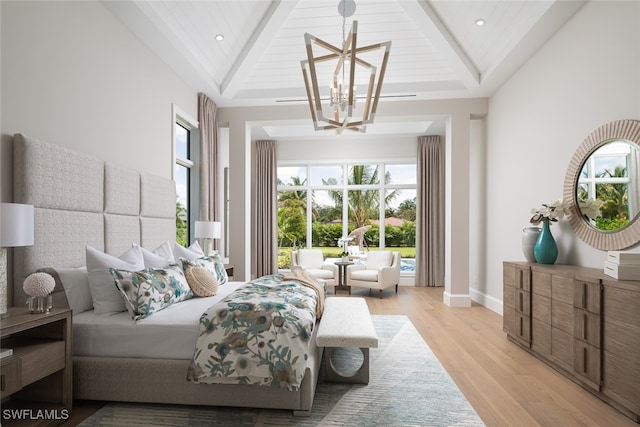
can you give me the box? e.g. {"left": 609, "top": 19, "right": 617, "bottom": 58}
{"left": 11, "top": 133, "right": 323, "bottom": 415}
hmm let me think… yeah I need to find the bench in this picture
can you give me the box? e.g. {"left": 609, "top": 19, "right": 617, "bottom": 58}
{"left": 315, "top": 297, "right": 378, "bottom": 384}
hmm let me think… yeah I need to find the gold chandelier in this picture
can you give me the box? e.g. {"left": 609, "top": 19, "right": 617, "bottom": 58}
{"left": 301, "top": 0, "right": 391, "bottom": 134}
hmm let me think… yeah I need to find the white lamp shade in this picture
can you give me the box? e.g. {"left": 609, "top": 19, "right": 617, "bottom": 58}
{"left": 194, "top": 221, "right": 221, "bottom": 239}
{"left": 0, "top": 203, "right": 35, "bottom": 247}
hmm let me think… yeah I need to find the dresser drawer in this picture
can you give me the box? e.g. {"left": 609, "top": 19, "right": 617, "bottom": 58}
{"left": 574, "top": 278, "right": 601, "bottom": 314}
{"left": 514, "top": 312, "right": 531, "bottom": 346}
{"left": 552, "top": 275, "right": 574, "bottom": 304}
{"left": 0, "top": 357, "right": 22, "bottom": 398}
{"left": 574, "top": 340, "right": 601, "bottom": 390}
{"left": 574, "top": 309, "right": 601, "bottom": 348}
{"left": 531, "top": 271, "right": 551, "bottom": 297}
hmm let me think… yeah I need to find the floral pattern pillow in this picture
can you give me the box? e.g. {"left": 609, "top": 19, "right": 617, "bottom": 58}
{"left": 181, "top": 251, "right": 228, "bottom": 285}
{"left": 109, "top": 264, "right": 193, "bottom": 321}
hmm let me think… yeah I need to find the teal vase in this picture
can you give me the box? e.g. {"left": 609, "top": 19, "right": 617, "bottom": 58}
{"left": 534, "top": 219, "right": 558, "bottom": 264}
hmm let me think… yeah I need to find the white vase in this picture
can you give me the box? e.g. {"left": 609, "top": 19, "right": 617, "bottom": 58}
{"left": 522, "top": 226, "right": 542, "bottom": 263}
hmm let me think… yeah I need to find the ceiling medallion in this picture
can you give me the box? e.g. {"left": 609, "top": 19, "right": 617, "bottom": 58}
{"left": 300, "top": 0, "right": 391, "bottom": 134}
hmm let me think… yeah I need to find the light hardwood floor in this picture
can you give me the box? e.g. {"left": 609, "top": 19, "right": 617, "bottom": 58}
{"left": 63, "top": 286, "right": 635, "bottom": 426}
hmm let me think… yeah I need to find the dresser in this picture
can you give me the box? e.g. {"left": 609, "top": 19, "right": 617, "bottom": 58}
{"left": 504, "top": 262, "right": 640, "bottom": 422}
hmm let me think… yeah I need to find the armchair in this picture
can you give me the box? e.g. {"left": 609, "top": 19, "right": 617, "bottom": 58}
{"left": 346, "top": 251, "right": 401, "bottom": 298}
{"left": 291, "top": 249, "right": 338, "bottom": 286}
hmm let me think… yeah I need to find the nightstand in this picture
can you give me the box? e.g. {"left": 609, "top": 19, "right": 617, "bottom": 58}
{"left": 224, "top": 264, "right": 234, "bottom": 281}
{"left": 1, "top": 307, "right": 72, "bottom": 426}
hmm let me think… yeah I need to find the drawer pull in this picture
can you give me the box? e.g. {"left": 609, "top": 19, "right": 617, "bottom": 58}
{"left": 582, "top": 283, "right": 588, "bottom": 309}
{"left": 583, "top": 347, "right": 588, "bottom": 374}
{"left": 519, "top": 316, "right": 523, "bottom": 336}
{"left": 583, "top": 314, "right": 588, "bottom": 340}
{"left": 519, "top": 292, "right": 523, "bottom": 312}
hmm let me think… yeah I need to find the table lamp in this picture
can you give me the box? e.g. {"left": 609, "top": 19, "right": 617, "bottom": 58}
{"left": 194, "top": 221, "right": 221, "bottom": 256}
{"left": 0, "top": 203, "right": 35, "bottom": 317}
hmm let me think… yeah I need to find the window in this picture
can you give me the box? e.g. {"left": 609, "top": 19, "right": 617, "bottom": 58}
{"left": 578, "top": 141, "right": 631, "bottom": 230}
{"left": 173, "top": 105, "right": 199, "bottom": 246}
{"left": 277, "top": 162, "right": 416, "bottom": 273}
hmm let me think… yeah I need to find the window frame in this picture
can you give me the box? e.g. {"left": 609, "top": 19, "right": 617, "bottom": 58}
{"left": 172, "top": 104, "right": 200, "bottom": 245}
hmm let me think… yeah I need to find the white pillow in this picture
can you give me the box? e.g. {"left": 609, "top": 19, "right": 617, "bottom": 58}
{"left": 86, "top": 245, "right": 145, "bottom": 315}
{"left": 173, "top": 241, "right": 205, "bottom": 261}
{"left": 365, "top": 251, "right": 393, "bottom": 269}
{"left": 136, "top": 241, "right": 175, "bottom": 268}
{"left": 37, "top": 266, "right": 92, "bottom": 314}
{"left": 297, "top": 249, "right": 324, "bottom": 269}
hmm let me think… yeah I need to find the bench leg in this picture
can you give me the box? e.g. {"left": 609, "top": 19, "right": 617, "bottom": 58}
{"left": 323, "top": 347, "right": 370, "bottom": 384}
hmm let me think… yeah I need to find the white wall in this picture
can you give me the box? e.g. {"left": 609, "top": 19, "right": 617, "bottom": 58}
{"left": 0, "top": 0, "right": 198, "bottom": 204}
{"left": 485, "top": 1, "right": 640, "bottom": 314}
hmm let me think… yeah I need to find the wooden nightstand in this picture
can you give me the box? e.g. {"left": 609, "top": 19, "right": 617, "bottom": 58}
{"left": 224, "top": 264, "right": 234, "bottom": 281}
{"left": 1, "top": 307, "right": 72, "bottom": 426}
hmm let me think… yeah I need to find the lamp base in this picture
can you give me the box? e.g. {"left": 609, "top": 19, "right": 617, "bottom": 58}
{"left": 0, "top": 248, "right": 8, "bottom": 318}
{"left": 202, "top": 239, "right": 214, "bottom": 257}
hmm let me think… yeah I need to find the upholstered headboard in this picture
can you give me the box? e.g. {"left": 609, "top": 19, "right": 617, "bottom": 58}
{"left": 12, "top": 133, "right": 176, "bottom": 306}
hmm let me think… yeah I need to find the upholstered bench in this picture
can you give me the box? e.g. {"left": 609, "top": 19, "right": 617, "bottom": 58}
{"left": 316, "top": 297, "right": 378, "bottom": 384}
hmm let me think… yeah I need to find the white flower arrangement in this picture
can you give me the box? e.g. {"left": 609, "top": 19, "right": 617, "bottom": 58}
{"left": 530, "top": 199, "right": 602, "bottom": 225}
{"left": 530, "top": 200, "right": 568, "bottom": 225}
{"left": 577, "top": 199, "right": 604, "bottom": 221}
{"left": 337, "top": 236, "right": 353, "bottom": 257}
{"left": 23, "top": 272, "right": 55, "bottom": 297}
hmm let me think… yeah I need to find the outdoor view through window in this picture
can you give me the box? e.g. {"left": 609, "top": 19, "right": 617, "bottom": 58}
{"left": 277, "top": 163, "right": 416, "bottom": 273}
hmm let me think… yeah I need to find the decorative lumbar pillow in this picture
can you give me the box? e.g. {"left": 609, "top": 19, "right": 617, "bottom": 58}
{"left": 184, "top": 265, "right": 218, "bottom": 297}
{"left": 109, "top": 264, "right": 193, "bottom": 321}
{"left": 181, "top": 251, "right": 228, "bottom": 285}
{"left": 38, "top": 266, "right": 92, "bottom": 314}
{"left": 86, "top": 245, "right": 145, "bottom": 315}
{"left": 173, "top": 241, "right": 205, "bottom": 261}
{"left": 136, "top": 241, "right": 175, "bottom": 268}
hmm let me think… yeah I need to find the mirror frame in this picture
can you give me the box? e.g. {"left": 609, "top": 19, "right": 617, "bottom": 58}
{"left": 563, "top": 119, "right": 640, "bottom": 250}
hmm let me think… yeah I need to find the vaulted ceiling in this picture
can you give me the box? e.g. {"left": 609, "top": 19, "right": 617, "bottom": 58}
{"left": 104, "top": 0, "right": 585, "bottom": 137}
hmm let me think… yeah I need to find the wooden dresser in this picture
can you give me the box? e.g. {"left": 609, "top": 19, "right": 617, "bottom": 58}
{"left": 503, "top": 262, "right": 640, "bottom": 422}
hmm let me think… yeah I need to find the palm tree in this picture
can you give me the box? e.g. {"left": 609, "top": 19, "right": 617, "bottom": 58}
{"left": 326, "top": 165, "right": 399, "bottom": 230}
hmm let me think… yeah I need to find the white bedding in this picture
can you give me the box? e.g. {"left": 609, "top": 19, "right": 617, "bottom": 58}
{"left": 73, "top": 281, "right": 245, "bottom": 359}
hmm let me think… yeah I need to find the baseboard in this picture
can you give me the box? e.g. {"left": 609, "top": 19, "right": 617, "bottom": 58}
{"left": 442, "top": 291, "right": 471, "bottom": 307}
{"left": 470, "top": 288, "right": 503, "bottom": 315}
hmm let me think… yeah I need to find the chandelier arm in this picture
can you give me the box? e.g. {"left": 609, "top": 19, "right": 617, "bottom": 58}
{"left": 347, "top": 21, "right": 357, "bottom": 114}
{"left": 362, "top": 71, "right": 376, "bottom": 122}
{"left": 371, "top": 42, "right": 391, "bottom": 119}
{"left": 312, "top": 38, "right": 343, "bottom": 56}
{"left": 301, "top": 65, "right": 319, "bottom": 125}
{"left": 305, "top": 42, "right": 323, "bottom": 114}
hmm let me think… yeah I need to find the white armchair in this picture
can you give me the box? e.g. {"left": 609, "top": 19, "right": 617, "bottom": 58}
{"left": 291, "top": 249, "right": 338, "bottom": 286}
{"left": 346, "top": 251, "right": 401, "bottom": 298}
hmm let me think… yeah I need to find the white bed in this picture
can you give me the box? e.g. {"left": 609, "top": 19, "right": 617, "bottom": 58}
{"left": 11, "top": 133, "right": 323, "bottom": 415}
{"left": 73, "top": 282, "right": 244, "bottom": 359}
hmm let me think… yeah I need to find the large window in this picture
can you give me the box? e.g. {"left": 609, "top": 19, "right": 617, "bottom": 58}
{"left": 277, "top": 163, "right": 416, "bottom": 272}
{"left": 173, "top": 105, "right": 199, "bottom": 246}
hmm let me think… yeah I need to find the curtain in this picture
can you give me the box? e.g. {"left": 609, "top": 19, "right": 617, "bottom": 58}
{"left": 255, "top": 140, "right": 278, "bottom": 276}
{"left": 416, "top": 136, "right": 444, "bottom": 287}
{"left": 198, "top": 93, "right": 218, "bottom": 247}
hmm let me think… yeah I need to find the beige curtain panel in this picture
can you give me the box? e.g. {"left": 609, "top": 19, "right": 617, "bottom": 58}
{"left": 255, "top": 140, "right": 278, "bottom": 276}
{"left": 198, "top": 93, "right": 218, "bottom": 235}
{"left": 416, "top": 135, "right": 445, "bottom": 287}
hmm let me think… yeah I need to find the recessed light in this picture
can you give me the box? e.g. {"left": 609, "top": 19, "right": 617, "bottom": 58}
{"left": 215, "top": 34, "right": 224, "bottom": 41}
{"left": 475, "top": 19, "right": 486, "bottom": 27}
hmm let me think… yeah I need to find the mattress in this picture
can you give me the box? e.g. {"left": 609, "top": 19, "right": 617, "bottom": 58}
{"left": 73, "top": 281, "right": 245, "bottom": 359}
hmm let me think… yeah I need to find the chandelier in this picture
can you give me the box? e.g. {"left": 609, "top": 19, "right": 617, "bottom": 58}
{"left": 301, "top": 0, "right": 391, "bottom": 134}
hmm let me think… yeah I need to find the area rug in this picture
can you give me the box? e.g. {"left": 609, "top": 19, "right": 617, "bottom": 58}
{"left": 79, "top": 315, "right": 484, "bottom": 427}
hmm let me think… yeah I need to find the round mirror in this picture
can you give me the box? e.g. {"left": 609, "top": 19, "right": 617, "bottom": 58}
{"left": 563, "top": 119, "right": 640, "bottom": 250}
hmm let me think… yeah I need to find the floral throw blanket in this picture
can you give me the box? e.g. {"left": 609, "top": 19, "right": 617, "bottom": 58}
{"left": 186, "top": 274, "right": 319, "bottom": 391}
